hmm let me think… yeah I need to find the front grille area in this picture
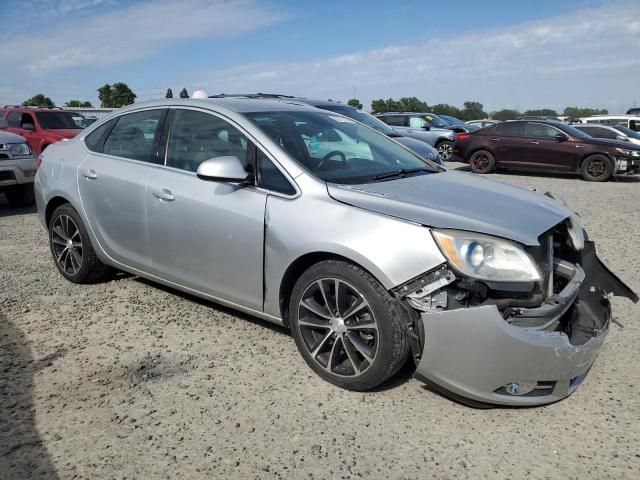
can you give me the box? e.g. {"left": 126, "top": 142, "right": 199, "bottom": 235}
{"left": 0, "top": 171, "right": 16, "bottom": 181}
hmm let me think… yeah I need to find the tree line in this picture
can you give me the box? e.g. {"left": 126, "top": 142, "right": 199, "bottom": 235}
{"left": 20, "top": 88, "right": 609, "bottom": 120}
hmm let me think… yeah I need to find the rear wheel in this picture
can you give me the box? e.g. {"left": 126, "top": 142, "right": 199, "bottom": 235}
{"left": 469, "top": 150, "right": 495, "bottom": 174}
{"left": 581, "top": 154, "right": 613, "bottom": 182}
{"left": 49, "top": 204, "right": 111, "bottom": 283}
{"left": 436, "top": 140, "right": 454, "bottom": 161}
{"left": 289, "top": 260, "right": 410, "bottom": 391}
{"left": 4, "top": 184, "right": 35, "bottom": 207}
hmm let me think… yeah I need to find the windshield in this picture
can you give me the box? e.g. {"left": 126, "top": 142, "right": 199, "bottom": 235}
{"left": 420, "top": 114, "right": 449, "bottom": 128}
{"left": 318, "top": 105, "right": 398, "bottom": 136}
{"left": 36, "top": 111, "right": 87, "bottom": 129}
{"left": 247, "top": 110, "right": 441, "bottom": 184}
{"left": 440, "top": 115, "right": 464, "bottom": 126}
{"left": 613, "top": 125, "right": 640, "bottom": 140}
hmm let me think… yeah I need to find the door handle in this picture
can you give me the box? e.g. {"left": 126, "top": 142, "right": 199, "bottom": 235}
{"left": 491, "top": 137, "right": 500, "bottom": 141}
{"left": 530, "top": 141, "right": 539, "bottom": 145}
{"left": 152, "top": 189, "right": 175, "bottom": 201}
{"left": 83, "top": 169, "right": 98, "bottom": 180}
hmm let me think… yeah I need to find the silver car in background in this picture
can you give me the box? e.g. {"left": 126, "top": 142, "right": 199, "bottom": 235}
{"left": 35, "top": 98, "right": 637, "bottom": 406}
{"left": 0, "top": 117, "right": 37, "bottom": 206}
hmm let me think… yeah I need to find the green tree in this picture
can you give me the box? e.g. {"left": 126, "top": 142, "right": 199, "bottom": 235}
{"left": 370, "top": 97, "right": 429, "bottom": 114}
{"left": 347, "top": 98, "right": 363, "bottom": 109}
{"left": 98, "top": 82, "right": 136, "bottom": 108}
{"left": 430, "top": 103, "right": 463, "bottom": 118}
{"left": 459, "top": 101, "right": 487, "bottom": 121}
{"left": 492, "top": 109, "right": 522, "bottom": 121}
{"left": 562, "top": 106, "right": 608, "bottom": 118}
{"left": 64, "top": 100, "right": 93, "bottom": 108}
{"left": 523, "top": 108, "right": 558, "bottom": 117}
{"left": 179, "top": 88, "right": 189, "bottom": 98}
{"left": 22, "top": 94, "right": 55, "bottom": 108}
{"left": 165, "top": 88, "right": 173, "bottom": 99}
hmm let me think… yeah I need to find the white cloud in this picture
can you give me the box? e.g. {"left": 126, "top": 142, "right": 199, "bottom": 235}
{"left": 0, "top": 0, "right": 284, "bottom": 72}
{"left": 194, "top": 2, "right": 640, "bottom": 112}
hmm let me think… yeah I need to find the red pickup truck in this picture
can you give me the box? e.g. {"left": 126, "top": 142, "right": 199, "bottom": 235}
{"left": 0, "top": 107, "right": 88, "bottom": 155}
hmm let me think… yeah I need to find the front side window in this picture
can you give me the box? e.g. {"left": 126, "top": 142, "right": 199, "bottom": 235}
{"left": 409, "top": 116, "right": 428, "bottom": 128}
{"left": 257, "top": 150, "right": 295, "bottom": 195}
{"left": 102, "top": 109, "right": 164, "bottom": 162}
{"left": 166, "top": 109, "right": 250, "bottom": 173}
{"left": 527, "top": 123, "right": 561, "bottom": 139}
{"left": 247, "top": 110, "right": 440, "bottom": 185}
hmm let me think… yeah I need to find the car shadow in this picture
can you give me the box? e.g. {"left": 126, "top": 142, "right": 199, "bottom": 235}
{"left": 449, "top": 163, "right": 640, "bottom": 182}
{"left": 0, "top": 195, "right": 37, "bottom": 217}
{"left": 0, "top": 312, "right": 60, "bottom": 479}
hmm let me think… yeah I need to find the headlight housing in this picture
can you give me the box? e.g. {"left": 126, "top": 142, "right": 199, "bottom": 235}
{"left": 615, "top": 147, "right": 640, "bottom": 158}
{"left": 6, "top": 143, "right": 32, "bottom": 156}
{"left": 432, "top": 229, "right": 541, "bottom": 282}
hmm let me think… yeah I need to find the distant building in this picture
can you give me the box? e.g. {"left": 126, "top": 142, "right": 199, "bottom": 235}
{"left": 61, "top": 107, "right": 115, "bottom": 119}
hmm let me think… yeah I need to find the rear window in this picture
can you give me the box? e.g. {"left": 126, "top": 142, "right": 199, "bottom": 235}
{"left": 493, "top": 122, "right": 525, "bottom": 137}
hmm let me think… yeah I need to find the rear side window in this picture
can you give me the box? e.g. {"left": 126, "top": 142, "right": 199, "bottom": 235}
{"left": 7, "top": 112, "right": 22, "bottom": 128}
{"left": 380, "top": 115, "right": 406, "bottom": 127}
{"left": 257, "top": 150, "right": 295, "bottom": 195}
{"left": 84, "top": 119, "right": 116, "bottom": 152}
{"left": 103, "top": 109, "right": 164, "bottom": 162}
{"left": 583, "top": 127, "right": 617, "bottom": 139}
{"left": 493, "top": 122, "right": 525, "bottom": 137}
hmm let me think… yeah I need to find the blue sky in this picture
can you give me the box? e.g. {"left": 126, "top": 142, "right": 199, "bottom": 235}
{"left": 1, "top": 0, "right": 638, "bottom": 113}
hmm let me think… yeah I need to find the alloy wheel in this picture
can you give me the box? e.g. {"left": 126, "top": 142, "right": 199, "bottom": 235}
{"left": 297, "top": 278, "right": 379, "bottom": 377}
{"left": 471, "top": 154, "right": 490, "bottom": 171}
{"left": 438, "top": 143, "right": 453, "bottom": 160}
{"left": 586, "top": 158, "right": 606, "bottom": 178}
{"left": 51, "top": 214, "right": 83, "bottom": 276}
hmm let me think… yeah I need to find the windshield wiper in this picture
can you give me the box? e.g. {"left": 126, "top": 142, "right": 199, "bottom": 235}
{"left": 372, "top": 167, "right": 432, "bottom": 181}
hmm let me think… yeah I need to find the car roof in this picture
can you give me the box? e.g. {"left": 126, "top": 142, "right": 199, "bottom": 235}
{"left": 1, "top": 106, "right": 65, "bottom": 112}
{"left": 115, "top": 97, "right": 317, "bottom": 114}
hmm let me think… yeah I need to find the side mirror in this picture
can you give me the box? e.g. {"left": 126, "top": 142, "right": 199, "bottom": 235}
{"left": 421, "top": 124, "right": 431, "bottom": 131}
{"left": 22, "top": 123, "right": 36, "bottom": 131}
{"left": 196, "top": 156, "right": 250, "bottom": 183}
{"left": 0, "top": 117, "right": 7, "bottom": 129}
{"left": 555, "top": 132, "right": 568, "bottom": 142}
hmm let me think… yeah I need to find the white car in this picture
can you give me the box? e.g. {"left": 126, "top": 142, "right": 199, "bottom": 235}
{"left": 579, "top": 115, "right": 640, "bottom": 132}
{"left": 572, "top": 123, "right": 640, "bottom": 146}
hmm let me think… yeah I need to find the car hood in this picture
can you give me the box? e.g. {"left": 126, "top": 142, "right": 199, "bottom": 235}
{"left": 0, "top": 130, "right": 27, "bottom": 143}
{"left": 47, "top": 129, "right": 82, "bottom": 139}
{"left": 327, "top": 170, "right": 574, "bottom": 246}
{"left": 392, "top": 136, "right": 441, "bottom": 163}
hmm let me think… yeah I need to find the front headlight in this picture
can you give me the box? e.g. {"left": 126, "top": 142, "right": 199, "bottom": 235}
{"left": 7, "top": 143, "right": 32, "bottom": 156}
{"left": 432, "top": 229, "right": 541, "bottom": 282}
{"left": 615, "top": 147, "right": 640, "bottom": 158}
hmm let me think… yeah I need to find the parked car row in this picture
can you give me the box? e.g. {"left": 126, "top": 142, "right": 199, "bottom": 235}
{"left": 452, "top": 119, "right": 640, "bottom": 181}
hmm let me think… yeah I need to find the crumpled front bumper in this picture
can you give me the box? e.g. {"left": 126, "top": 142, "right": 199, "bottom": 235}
{"left": 413, "top": 242, "right": 637, "bottom": 407}
{"left": 0, "top": 156, "right": 37, "bottom": 187}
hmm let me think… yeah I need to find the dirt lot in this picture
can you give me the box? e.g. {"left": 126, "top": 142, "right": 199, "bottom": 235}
{"left": 1, "top": 165, "right": 639, "bottom": 480}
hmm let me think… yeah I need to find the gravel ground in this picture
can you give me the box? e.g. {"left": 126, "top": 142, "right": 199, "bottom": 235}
{"left": 1, "top": 165, "right": 639, "bottom": 480}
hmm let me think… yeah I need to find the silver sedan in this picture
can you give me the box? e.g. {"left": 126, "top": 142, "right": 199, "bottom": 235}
{"left": 35, "top": 99, "right": 637, "bottom": 406}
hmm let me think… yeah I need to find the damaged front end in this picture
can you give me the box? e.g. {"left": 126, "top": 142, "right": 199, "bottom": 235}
{"left": 394, "top": 220, "right": 638, "bottom": 407}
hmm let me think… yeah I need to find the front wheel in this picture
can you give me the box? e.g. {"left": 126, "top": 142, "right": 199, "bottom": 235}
{"left": 581, "top": 154, "right": 613, "bottom": 182}
{"left": 289, "top": 260, "right": 411, "bottom": 391}
{"left": 49, "top": 203, "right": 111, "bottom": 283}
{"left": 436, "top": 140, "right": 454, "bottom": 161}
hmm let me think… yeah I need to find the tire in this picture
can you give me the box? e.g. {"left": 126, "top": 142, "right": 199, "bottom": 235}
{"left": 469, "top": 150, "right": 495, "bottom": 174}
{"left": 580, "top": 154, "right": 613, "bottom": 182}
{"left": 4, "top": 184, "right": 35, "bottom": 207}
{"left": 289, "top": 259, "right": 411, "bottom": 391}
{"left": 436, "top": 140, "right": 454, "bottom": 161}
{"left": 48, "top": 203, "right": 111, "bottom": 283}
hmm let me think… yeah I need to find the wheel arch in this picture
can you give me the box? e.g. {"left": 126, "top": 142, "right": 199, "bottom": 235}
{"left": 45, "top": 195, "right": 72, "bottom": 227}
{"left": 278, "top": 252, "right": 388, "bottom": 328}
{"left": 467, "top": 146, "right": 496, "bottom": 162}
{"left": 578, "top": 152, "right": 615, "bottom": 171}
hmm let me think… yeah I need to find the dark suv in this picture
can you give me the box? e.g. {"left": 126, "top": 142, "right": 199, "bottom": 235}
{"left": 0, "top": 106, "right": 89, "bottom": 155}
{"left": 453, "top": 120, "right": 640, "bottom": 181}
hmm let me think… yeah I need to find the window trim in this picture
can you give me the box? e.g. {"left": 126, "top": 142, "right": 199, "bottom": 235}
{"left": 158, "top": 106, "right": 300, "bottom": 199}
